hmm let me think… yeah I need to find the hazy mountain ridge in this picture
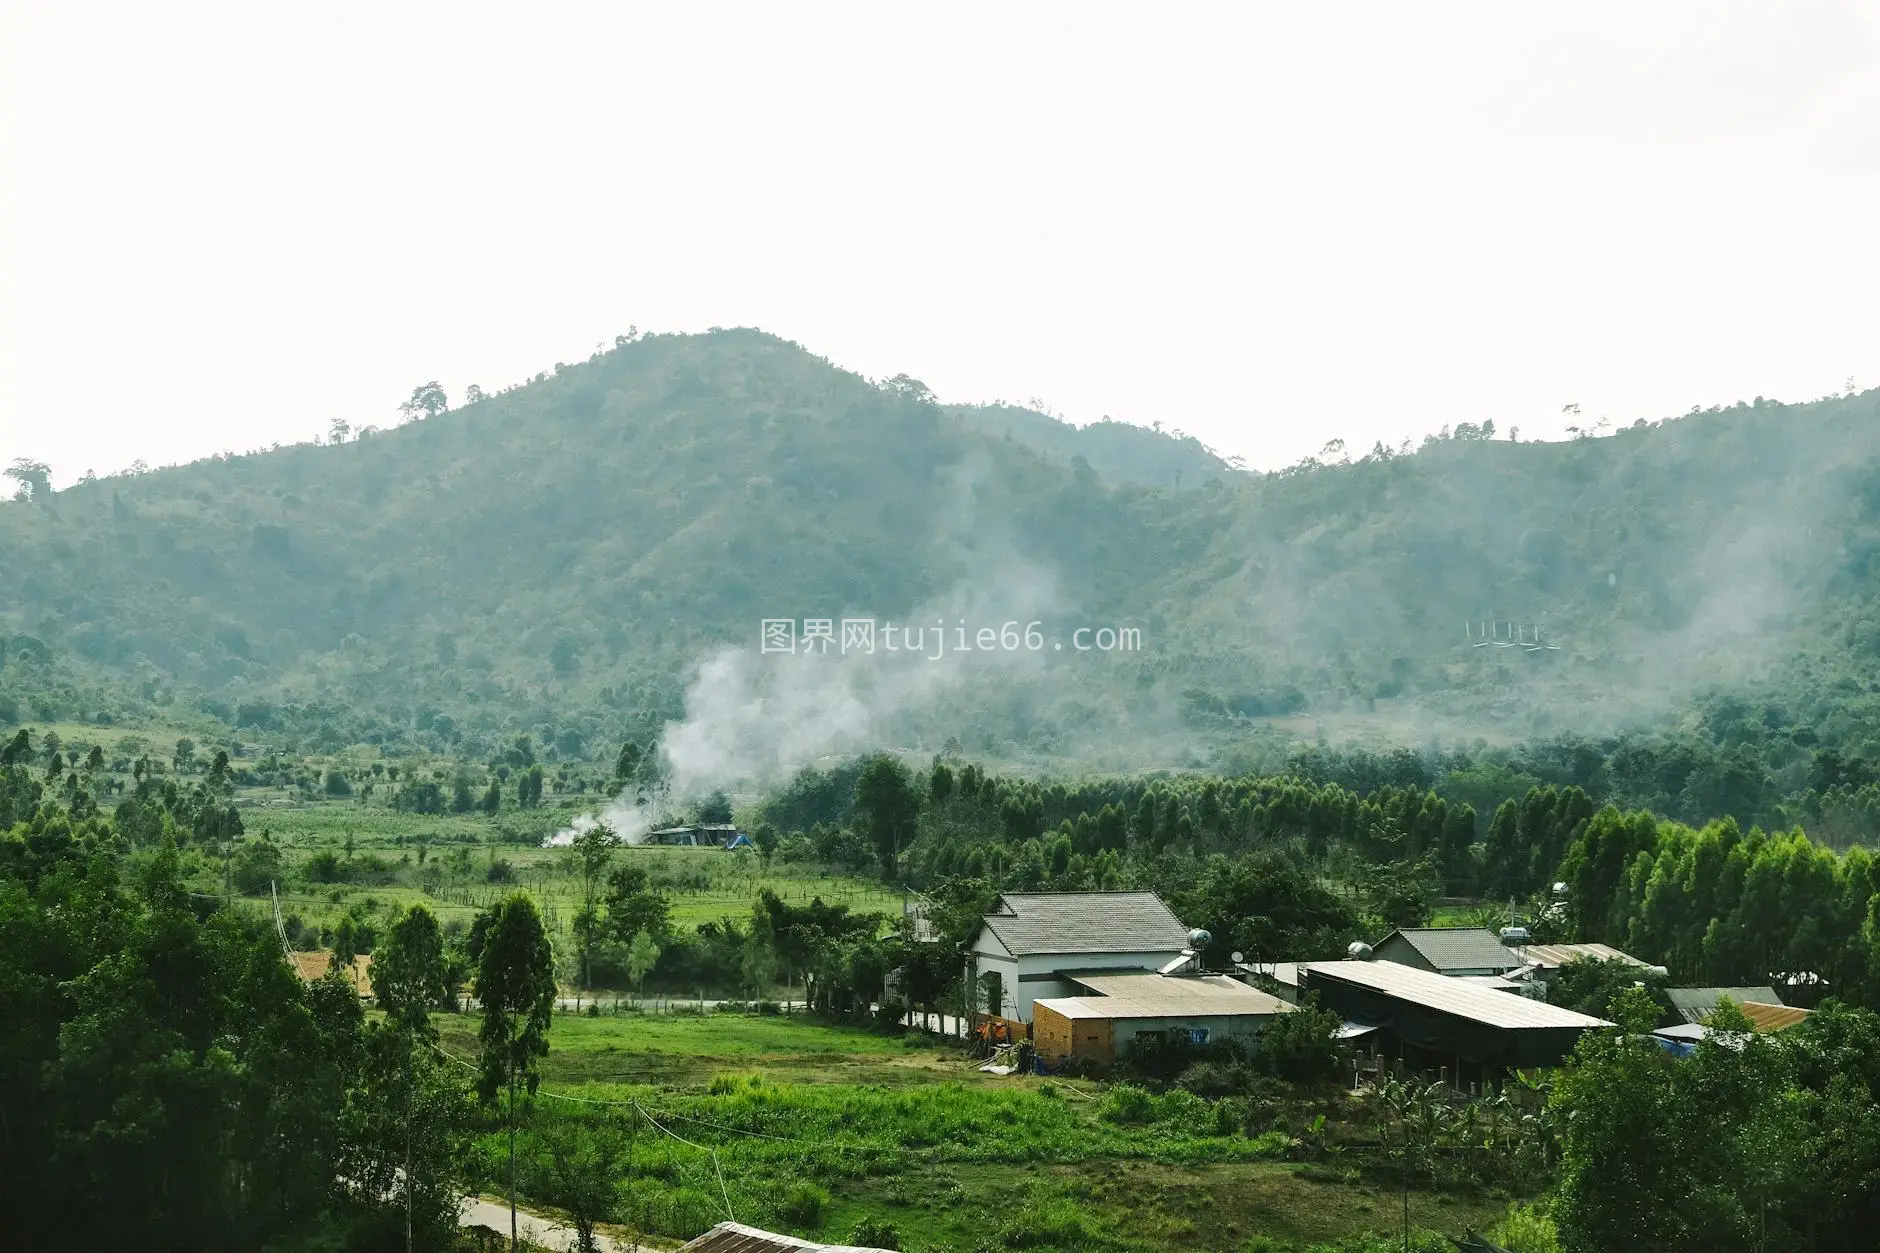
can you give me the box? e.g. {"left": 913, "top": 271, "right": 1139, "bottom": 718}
{"left": 4, "top": 329, "right": 1880, "bottom": 769}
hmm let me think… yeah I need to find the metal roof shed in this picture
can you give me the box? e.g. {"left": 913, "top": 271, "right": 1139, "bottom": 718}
{"left": 1302, "top": 960, "right": 1611, "bottom": 1070}
{"left": 1373, "top": 927, "right": 1524, "bottom": 976}
{"left": 1665, "top": 986, "right": 1784, "bottom": 1025}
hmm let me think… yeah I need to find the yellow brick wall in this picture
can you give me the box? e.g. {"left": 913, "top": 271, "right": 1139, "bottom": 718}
{"left": 1034, "top": 1003, "right": 1074, "bottom": 1061}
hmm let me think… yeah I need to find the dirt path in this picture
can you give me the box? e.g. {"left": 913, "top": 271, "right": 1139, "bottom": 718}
{"left": 460, "top": 1194, "right": 650, "bottom": 1252}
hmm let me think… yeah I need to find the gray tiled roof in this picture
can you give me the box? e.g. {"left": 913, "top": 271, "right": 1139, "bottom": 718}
{"left": 980, "top": 891, "right": 1191, "bottom": 957}
{"left": 1665, "top": 986, "right": 1783, "bottom": 1025}
{"left": 1383, "top": 927, "right": 1523, "bottom": 973}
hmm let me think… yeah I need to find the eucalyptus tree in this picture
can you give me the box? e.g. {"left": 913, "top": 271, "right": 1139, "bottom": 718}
{"left": 474, "top": 893, "right": 558, "bottom": 1252}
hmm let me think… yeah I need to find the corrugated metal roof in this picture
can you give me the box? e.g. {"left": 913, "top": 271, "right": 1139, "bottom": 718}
{"left": 1457, "top": 975, "right": 1528, "bottom": 991}
{"left": 1665, "top": 987, "right": 1783, "bottom": 1024}
{"left": 1035, "top": 993, "right": 1290, "bottom": 1022}
{"left": 1515, "top": 942, "right": 1648, "bottom": 970}
{"left": 1054, "top": 971, "right": 1295, "bottom": 1017}
{"left": 980, "top": 891, "right": 1191, "bottom": 957}
{"left": 1380, "top": 928, "right": 1523, "bottom": 973}
{"left": 1303, "top": 960, "right": 1612, "bottom": 1030}
{"left": 678, "top": 1221, "right": 896, "bottom": 1252}
{"left": 1737, "top": 1002, "right": 1811, "bottom": 1033}
{"left": 1235, "top": 961, "right": 1301, "bottom": 987}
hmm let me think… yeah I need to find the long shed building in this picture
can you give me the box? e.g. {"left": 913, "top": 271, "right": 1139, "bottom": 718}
{"left": 1302, "top": 959, "right": 1610, "bottom": 1072}
{"left": 1032, "top": 970, "right": 1293, "bottom": 1071}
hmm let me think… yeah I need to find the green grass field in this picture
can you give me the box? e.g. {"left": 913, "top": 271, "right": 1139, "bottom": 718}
{"left": 215, "top": 801, "right": 903, "bottom": 988}
{"left": 449, "top": 1009, "right": 1521, "bottom": 1253}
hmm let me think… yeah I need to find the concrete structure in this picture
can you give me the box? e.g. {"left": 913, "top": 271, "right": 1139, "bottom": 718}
{"left": 1032, "top": 970, "right": 1294, "bottom": 1070}
{"left": 1372, "top": 927, "right": 1524, "bottom": 977}
{"left": 1302, "top": 959, "right": 1610, "bottom": 1072}
{"left": 970, "top": 891, "right": 1191, "bottom": 1023}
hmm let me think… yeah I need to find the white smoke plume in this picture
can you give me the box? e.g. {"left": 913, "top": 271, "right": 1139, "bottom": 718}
{"left": 541, "top": 789, "right": 658, "bottom": 847}
{"left": 662, "top": 556, "right": 1067, "bottom": 800}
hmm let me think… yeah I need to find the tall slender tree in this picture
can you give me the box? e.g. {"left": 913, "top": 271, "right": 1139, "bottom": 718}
{"left": 370, "top": 904, "right": 455, "bottom": 1253}
{"left": 854, "top": 754, "right": 920, "bottom": 882}
{"left": 570, "top": 822, "right": 615, "bottom": 993}
{"left": 474, "top": 893, "right": 558, "bottom": 1252}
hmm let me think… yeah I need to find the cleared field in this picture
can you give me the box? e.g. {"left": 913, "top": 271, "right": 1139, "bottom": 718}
{"left": 223, "top": 802, "right": 903, "bottom": 982}
{"left": 455, "top": 1010, "right": 1522, "bottom": 1253}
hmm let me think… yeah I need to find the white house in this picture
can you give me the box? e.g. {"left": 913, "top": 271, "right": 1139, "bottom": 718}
{"left": 970, "top": 890, "right": 1193, "bottom": 1023}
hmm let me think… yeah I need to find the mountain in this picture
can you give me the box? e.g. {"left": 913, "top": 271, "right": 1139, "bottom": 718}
{"left": 947, "top": 403, "right": 1232, "bottom": 488}
{"left": 4, "top": 329, "right": 1880, "bottom": 777}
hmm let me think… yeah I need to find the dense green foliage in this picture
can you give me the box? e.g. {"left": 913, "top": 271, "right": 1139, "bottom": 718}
{"left": 1559, "top": 803, "right": 1880, "bottom": 995}
{"left": 0, "top": 811, "right": 473, "bottom": 1248}
{"left": 8, "top": 330, "right": 1880, "bottom": 792}
{"left": 1551, "top": 992, "right": 1880, "bottom": 1252}
{"left": 16, "top": 328, "right": 1880, "bottom": 1249}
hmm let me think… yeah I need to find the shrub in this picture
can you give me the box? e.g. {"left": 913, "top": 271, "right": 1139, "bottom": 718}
{"left": 1118, "top": 1032, "right": 1247, "bottom": 1086}
{"left": 1097, "top": 1083, "right": 1157, "bottom": 1125}
{"left": 776, "top": 1181, "right": 829, "bottom": 1229}
{"left": 997, "top": 1196, "right": 1109, "bottom": 1249}
{"left": 848, "top": 1218, "right": 900, "bottom": 1249}
{"left": 1177, "top": 1058, "right": 1252, "bottom": 1099}
{"left": 1255, "top": 996, "right": 1344, "bottom": 1083}
{"left": 1152, "top": 1087, "right": 1212, "bottom": 1133}
{"left": 230, "top": 837, "right": 284, "bottom": 895}
{"left": 1491, "top": 1202, "right": 1561, "bottom": 1253}
{"left": 708, "top": 1074, "right": 767, "bottom": 1096}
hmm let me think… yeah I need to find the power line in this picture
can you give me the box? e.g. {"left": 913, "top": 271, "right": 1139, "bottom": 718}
{"left": 428, "top": 1043, "right": 744, "bottom": 1223}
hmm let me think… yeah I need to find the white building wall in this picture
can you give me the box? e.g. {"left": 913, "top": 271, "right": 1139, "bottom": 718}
{"left": 967, "top": 924, "right": 1187, "bottom": 1023}
{"left": 1010, "top": 949, "right": 1184, "bottom": 1023}
{"left": 970, "top": 931, "right": 1020, "bottom": 1019}
{"left": 1109, "top": 1012, "right": 1275, "bottom": 1054}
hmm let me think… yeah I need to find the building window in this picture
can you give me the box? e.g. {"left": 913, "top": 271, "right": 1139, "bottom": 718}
{"left": 979, "top": 970, "right": 1004, "bottom": 1016}
{"left": 1186, "top": 1028, "right": 1210, "bottom": 1046}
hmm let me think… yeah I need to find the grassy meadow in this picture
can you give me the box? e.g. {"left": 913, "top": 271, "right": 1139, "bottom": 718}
{"left": 444, "top": 1008, "right": 1520, "bottom": 1253}
{"left": 211, "top": 798, "right": 902, "bottom": 985}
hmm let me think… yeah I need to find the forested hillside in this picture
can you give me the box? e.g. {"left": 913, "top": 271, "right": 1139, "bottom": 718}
{"left": 5, "top": 329, "right": 1880, "bottom": 788}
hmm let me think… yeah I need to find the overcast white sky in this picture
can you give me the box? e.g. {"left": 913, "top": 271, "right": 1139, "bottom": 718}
{"left": 4, "top": 2, "right": 1879, "bottom": 487}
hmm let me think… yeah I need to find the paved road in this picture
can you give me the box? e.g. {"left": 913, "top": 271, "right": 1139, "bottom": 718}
{"left": 460, "top": 1194, "right": 641, "bottom": 1252}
